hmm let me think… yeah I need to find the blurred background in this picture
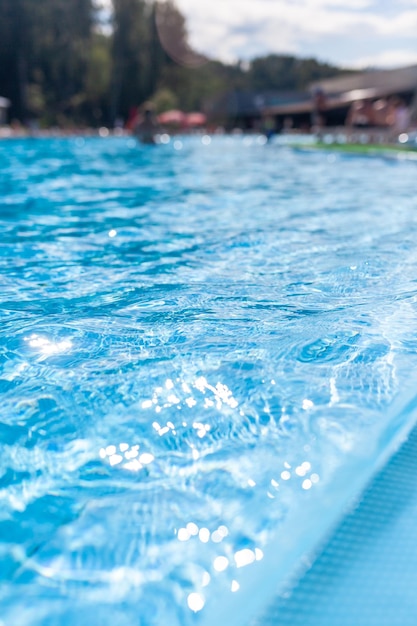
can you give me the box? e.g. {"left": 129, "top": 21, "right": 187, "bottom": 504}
{"left": 0, "top": 0, "right": 351, "bottom": 130}
{"left": 0, "top": 0, "right": 417, "bottom": 134}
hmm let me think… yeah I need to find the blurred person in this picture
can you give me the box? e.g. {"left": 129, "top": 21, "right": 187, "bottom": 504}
{"left": 372, "top": 99, "right": 389, "bottom": 126}
{"left": 283, "top": 117, "right": 293, "bottom": 132}
{"left": 263, "top": 115, "right": 277, "bottom": 141}
{"left": 393, "top": 98, "right": 410, "bottom": 134}
{"left": 345, "top": 99, "right": 374, "bottom": 128}
{"left": 311, "top": 87, "right": 327, "bottom": 132}
{"left": 125, "top": 107, "right": 139, "bottom": 131}
{"left": 134, "top": 104, "right": 160, "bottom": 144}
{"left": 409, "top": 92, "right": 417, "bottom": 126}
{"left": 383, "top": 96, "right": 411, "bottom": 140}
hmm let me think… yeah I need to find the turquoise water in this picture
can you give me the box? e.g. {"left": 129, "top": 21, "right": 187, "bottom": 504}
{"left": 1, "top": 135, "right": 417, "bottom": 625}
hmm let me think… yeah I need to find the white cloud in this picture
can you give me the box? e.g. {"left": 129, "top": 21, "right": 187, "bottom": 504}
{"left": 352, "top": 49, "right": 417, "bottom": 69}
{"left": 99, "top": 0, "right": 417, "bottom": 68}
{"left": 176, "top": 0, "right": 417, "bottom": 66}
{"left": 371, "top": 10, "right": 417, "bottom": 36}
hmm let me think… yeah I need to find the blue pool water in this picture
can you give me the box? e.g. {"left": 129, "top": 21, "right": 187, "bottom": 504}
{"left": 1, "top": 135, "right": 417, "bottom": 626}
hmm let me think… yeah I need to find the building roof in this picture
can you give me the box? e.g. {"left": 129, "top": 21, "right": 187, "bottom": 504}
{"left": 264, "top": 65, "right": 417, "bottom": 116}
{"left": 310, "top": 64, "right": 417, "bottom": 97}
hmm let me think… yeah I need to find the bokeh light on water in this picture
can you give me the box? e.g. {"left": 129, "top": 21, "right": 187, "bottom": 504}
{"left": 1, "top": 135, "right": 417, "bottom": 625}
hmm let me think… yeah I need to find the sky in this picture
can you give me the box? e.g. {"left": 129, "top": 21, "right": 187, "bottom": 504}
{"left": 174, "top": 0, "right": 417, "bottom": 69}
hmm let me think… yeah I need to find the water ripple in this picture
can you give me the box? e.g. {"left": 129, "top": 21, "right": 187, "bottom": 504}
{"left": 1, "top": 136, "right": 417, "bottom": 625}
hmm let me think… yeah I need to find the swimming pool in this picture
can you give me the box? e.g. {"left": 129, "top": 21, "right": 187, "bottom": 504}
{"left": 1, "top": 135, "right": 417, "bottom": 625}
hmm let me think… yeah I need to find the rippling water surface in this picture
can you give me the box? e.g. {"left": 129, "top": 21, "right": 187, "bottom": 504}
{"left": 1, "top": 135, "right": 417, "bottom": 625}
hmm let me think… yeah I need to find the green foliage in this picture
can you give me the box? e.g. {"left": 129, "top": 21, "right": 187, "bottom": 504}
{"left": 152, "top": 88, "right": 179, "bottom": 113}
{"left": 0, "top": 0, "right": 94, "bottom": 123}
{"left": 0, "top": 0, "right": 352, "bottom": 127}
{"left": 110, "top": 0, "right": 148, "bottom": 121}
{"left": 167, "top": 61, "right": 245, "bottom": 112}
{"left": 86, "top": 35, "right": 112, "bottom": 104}
{"left": 84, "top": 34, "right": 112, "bottom": 123}
{"left": 247, "top": 54, "right": 343, "bottom": 92}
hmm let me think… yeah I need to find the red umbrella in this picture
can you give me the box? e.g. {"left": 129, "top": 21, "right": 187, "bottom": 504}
{"left": 157, "top": 109, "right": 186, "bottom": 125}
{"left": 185, "top": 112, "right": 207, "bottom": 127}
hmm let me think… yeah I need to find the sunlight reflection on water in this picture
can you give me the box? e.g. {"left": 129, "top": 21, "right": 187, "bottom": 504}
{"left": 1, "top": 136, "right": 417, "bottom": 625}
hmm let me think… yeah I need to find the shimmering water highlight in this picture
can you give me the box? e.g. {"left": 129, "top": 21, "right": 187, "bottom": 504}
{"left": 1, "top": 135, "right": 417, "bottom": 626}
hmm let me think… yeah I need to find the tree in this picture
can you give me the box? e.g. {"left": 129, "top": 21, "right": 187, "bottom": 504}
{"left": 154, "top": 0, "right": 205, "bottom": 69}
{"left": 0, "top": 0, "right": 95, "bottom": 124}
{"left": 30, "top": 0, "right": 94, "bottom": 124}
{"left": 110, "top": 0, "right": 149, "bottom": 124}
{"left": 152, "top": 87, "right": 179, "bottom": 113}
{"left": 0, "top": 0, "right": 31, "bottom": 120}
{"left": 84, "top": 33, "right": 112, "bottom": 124}
{"left": 109, "top": 0, "right": 205, "bottom": 123}
{"left": 247, "top": 54, "right": 348, "bottom": 93}
{"left": 0, "top": 0, "right": 354, "bottom": 127}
